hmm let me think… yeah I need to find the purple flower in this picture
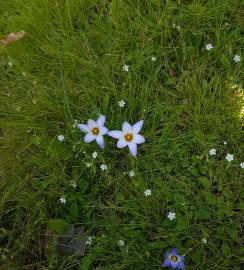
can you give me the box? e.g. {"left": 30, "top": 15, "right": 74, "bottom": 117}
{"left": 162, "top": 248, "right": 185, "bottom": 270}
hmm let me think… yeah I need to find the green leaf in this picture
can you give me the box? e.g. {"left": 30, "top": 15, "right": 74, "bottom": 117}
{"left": 221, "top": 241, "right": 231, "bottom": 257}
{"left": 176, "top": 217, "right": 189, "bottom": 230}
{"left": 193, "top": 209, "right": 211, "bottom": 220}
{"left": 150, "top": 240, "right": 166, "bottom": 249}
{"left": 48, "top": 219, "right": 69, "bottom": 234}
{"left": 68, "top": 203, "right": 79, "bottom": 218}
{"left": 102, "top": 94, "right": 109, "bottom": 114}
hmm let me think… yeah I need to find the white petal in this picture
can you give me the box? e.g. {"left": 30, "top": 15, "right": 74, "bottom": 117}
{"left": 117, "top": 138, "right": 128, "bottom": 148}
{"left": 108, "top": 130, "right": 123, "bottom": 139}
{"left": 96, "top": 136, "right": 105, "bottom": 149}
{"left": 122, "top": 121, "right": 133, "bottom": 133}
{"left": 84, "top": 133, "right": 95, "bottom": 143}
{"left": 97, "top": 114, "right": 106, "bottom": 126}
{"left": 100, "top": 126, "right": 108, "bottom": 135}
{"left": 77, "top": 124, "right": 89, "bottom": 133}
{"left": 133, "top": 134, "right": 145, "bottom": 144}
{"left": 87, "top": 119, "right": 97, "bottom": 129}
{"left": 133, "top": 120, "right": 144, "bottom": 133}
{"left": 128, "top": 143, "right": 137, "bottom": 156}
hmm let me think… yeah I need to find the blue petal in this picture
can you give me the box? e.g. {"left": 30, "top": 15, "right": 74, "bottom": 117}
{"left": 170, "top": 248, "right": 179, "bottom": 255}
{"left": 162, "top": 258, "right": 171, "bottom": 268}
{"left": 179, "top": 261, "right": 186, "bottom": 270}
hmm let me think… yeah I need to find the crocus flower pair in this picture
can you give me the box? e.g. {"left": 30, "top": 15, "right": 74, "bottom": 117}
{"left": 77, "top": 114, "right": 145, "bottom": 157}
{"left": 162, "top": 248, "right": 185, "bottom": 270}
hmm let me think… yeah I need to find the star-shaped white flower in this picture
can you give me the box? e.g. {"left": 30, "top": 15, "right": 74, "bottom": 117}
{"left": 122, "top": 64, "right": 129, "bottom": 72}
{"left": 92, "top": 151, "right": 98, "bottom": 159}
{"left": 108, "top": 120, "right": 145, "bottom": 156}
{"left": 209, "top": 148, "right": 216, "bottom": 156}
{"left": 223, "top": 141, "right": 227, "bottom": 145}
{"left": 118, "top": 100, "right": 126, "bottom": 108}
{"left": 240, "top": 162, "right": 244, "bottom": 169}
{"left": 59, "top": 197, "right": 66, "bottom": 204}
{"left": 205, "top": 43, "right": 214, "bottom": 51}
{"left": 226, "top": 153, "right": 234, "bottom": 162}
{"left": 129, "top": 170, "right": 135, "bottom": 177}
{"left": 118, "top": 240, "right": 125, "bottom": 246}
{"left": 100, "top": 164, "right": 107, "bottom": 171}
{"left": 201, "top": 238, "right": 207, "bottom": 244}
{"left": 77, "top": 114, "right": 108, "bottom": 149}
{"left": 57, "top": 135, "right": 65, "bottom": 142}
{"left": 86, "top": 236, "right": 93, "bottom": 245}
{"left": 167, "top": 211, "right": 176, "bottom": 221}
{"left": 233, "top": 55, "right": 241, "bottom": 63}
{"left": 144, "top": 189, "right": 151, "bottom": 197}
{"left": 151, "top": 56, "right": 157, "bottom": 62}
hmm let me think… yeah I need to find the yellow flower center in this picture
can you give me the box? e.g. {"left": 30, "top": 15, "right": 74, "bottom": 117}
{"left": 124, "top": 133, "right": 133, "bottom": 142}
{"left": 170, "top": 255, "right": 178, "bottom": 263}
{"left": 91, "top": 127, "right": 99, "bottom": 135}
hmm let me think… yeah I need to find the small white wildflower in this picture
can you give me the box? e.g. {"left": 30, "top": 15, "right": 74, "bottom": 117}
{"left": 86, "top": 236, "right": 93, "bottom": 245}
{"left": 86, "top": 162, "right": 92, "bottom": 168}
{"left": 16, "top": 106, "right": 21, "bottom": 111}
{"left": 22, "top": 72, "right": 26, "bottom": 76}
{"left": 59, "top": 197, "right": 66, "bottom": 204}
{"left": 239, "top": 162, "right": 244, "bottom": 169}
{"left": 118, "top": 100, "right": 126, "bottom": 108}
{"left": 83, "top": 151, "right": 86, "bottom": 154}
{"left": 128, "top": 170, "right": 135, "bottom": 178}
{"left": 122, "top": 64, "right": 129, "bottom": 72}
{"left": 151, "top": 56, "right": 157, "bottom": 62}
{"left": 205, "top": 43, "right": 214, "bottom": 51}
{"left": 209, "top": 148, "right": 216, "bottom": 156}
{"left": 225, "top": 23, "right": 229, "bottom": 26}
{"left": 223, "top": 141, "right": 227, "bottom": 145}
{"left": 118, "top": 240, "right": 125, "bottom": 246}
{"left": 233, "top": 55, "right": 241, "bottom": 63}
{"left": 57, "top": 135, "right": 65, "bottom": 142}
{"left": 92, "top": 151, "right": 98, "bottom": 159}
{"left": 226, "top": 153, "right": 234, "bottom": 162}
{"left": 100, "top": 164, "right": 107, "bottom": 171}
{"left": 172, "top": 23, "right": 176, "bottom": 28}
{"left": 201, "top": 238, "right": 207, "bottom": 244}
{"left": 176, "top": 25, "right": 181, "bottom": 31}
{"left": 8, "top": 62, "right": 13, "bottom": 67}
{"left": 70, "top": 180, "right": 77, "bottom": 188}
{"left": 144, "top": 189, "right": 151, "bottom": 197}
{"left": 167, "top": 211, "right": 176, "bottom": 221}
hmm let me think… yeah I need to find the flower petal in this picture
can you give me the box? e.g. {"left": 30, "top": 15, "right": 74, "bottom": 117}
{"left": 100, "top": 126, "right": 108, "bottom": 135}
{"left": 77, "top": 124, "right": 89, "bottom": 133}
{"left": 96, "top": 135, "right": 105, "bottom": 149}
{"left": 133, "top": 120, "right": 144, "bottom": 133}
{"left": 179, "top": 261, "right": 185, "bottom": 270}
{"left": 128, "top": 143, "right": 137, "bottom": 156}
{"left": 170, "top": 248, "right": 179, "bottom": 255}
{"left": 108, "top": 130, "right": 123, "bottom": 139}
{"left": 87, "top": 119, "right": 97, "bottom": 129}
{"left": 84, "top": 133, "right": 95, "bottom": 143}
{"left": 97, "top": 114, "right": 106, "bottom": 126}
{"left": 133, "top": 134, "right": 145, "bottom": 144}
{"left": 162, "top": 258, "right": 171, "bottom": 268}
{"left": 122, "top": 121, "right": 133, "bottom": 133}
{"left": 117, "top": 138, "right": 127, "bottom": 148}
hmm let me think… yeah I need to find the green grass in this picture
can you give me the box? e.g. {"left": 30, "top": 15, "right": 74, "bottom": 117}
{"left": 0, "top": 0, "right": 243, "bottom": 269}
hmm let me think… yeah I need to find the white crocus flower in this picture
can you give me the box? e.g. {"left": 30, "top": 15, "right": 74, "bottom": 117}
{"left": 118, "top": 100, "right": 126, "bottom": 108}
{"left": 233, "top": 55, "right": 241, "bottom": 63}
{"left": 59, "top": 197, "right": 66, "bottom": 204}
{"left": 57, "top": 135, "right": 65, "bottom": 142}
{"left": 129, "top": 170, "right": 135, "bottom": 177}
{"left": 92, "top": 151, "right": 98, "bottom": 159}
{"left": 100, "top": 164, "right": 107, "bottom": 171}
{"left": 209, "top": 148, "right": 216, "bottom": 156}
{"left": 167, "top": 212, "right": 176, "bottom": 221}
{"left": 205, "top": 43, "right": 214, "bottom": 51}
{"left": 122, "top": 64, "right": 129, "bottom": 72}
{"left": 226, "top": 153, "right": 234, "bottom": 162}
{"left": 144, "top": 189, "right": 151, "bottom": 197}
{"left": 118, "top": 240, "right": 125, "bottom": 246}
{"left": 77, "top": 114, "right": 108, "bottom": 149}
{"left": 108, "top": 120, "right": 145, "bottom": 156}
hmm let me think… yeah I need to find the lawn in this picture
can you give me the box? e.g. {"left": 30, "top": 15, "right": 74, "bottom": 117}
{"left": 0, "top": 0, "right": 243, "bottom": 269}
